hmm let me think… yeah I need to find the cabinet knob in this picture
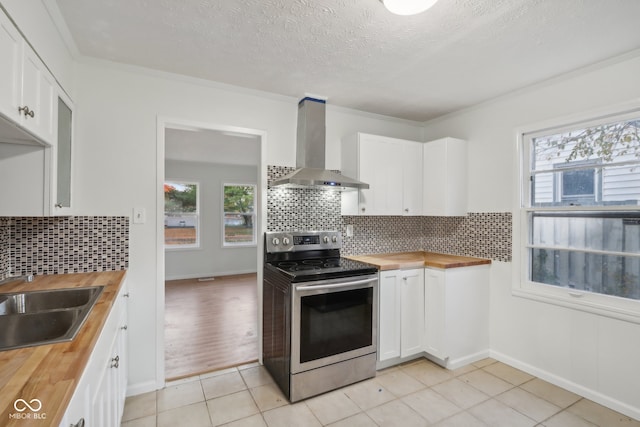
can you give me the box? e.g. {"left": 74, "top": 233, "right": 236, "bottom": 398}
{"left": 361, "top": 207, "right": 366, "bottom": 212}
{"left": 404, "top": 208, "right": 409, "bottom": 212}
{"left": 123, "top": 292, "right": 130, "bottom": 298}
{"left": 111, "top": 355, "right": 120, "bottom": 368}
{"left": 18, "top": 106, "right": 35, "bottom": 118}
{"left": 55, "top": 203, "right": 63, "bottom": 208}
{"left": 121, "top": 325, "right": 128, "bottom": 330}
{"left": 70, "top": 418, "right": 85, "bottom": 427}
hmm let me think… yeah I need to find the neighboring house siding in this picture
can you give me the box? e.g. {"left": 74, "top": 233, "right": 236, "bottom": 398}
{"left": 165, "top": 215, "right": 197, "bottom": 228}
{"left": 532, "top": 139, "right": 640, "bottom": 205}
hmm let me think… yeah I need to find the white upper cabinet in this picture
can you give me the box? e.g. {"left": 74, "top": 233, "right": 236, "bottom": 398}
{"left": 49, "top": 91, "right": 74, "bottom": 214}
{"left": 402, "top": 139, "right": 423, "bottom": 216}
{"left": 20, "top": 44, "right": 56, "bottom": 144}
{"left": 0, "top": 8, "right": 73, "bottom": 216}
{"left": 0, "top": 8, "right": 56, "bottom": 146}
{"left": 422, "top": 137, "right": 467, "bottom": 216}
{"left": 342, "top": 132, "right": 422, "bottom": 216}
{"left": 0, "top": 10, "right": 22, "bottom": 126}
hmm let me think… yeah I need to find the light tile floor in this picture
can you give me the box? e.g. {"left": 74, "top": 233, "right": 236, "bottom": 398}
{"left": 121, "top": 359, "right": 640, "bottom": 427}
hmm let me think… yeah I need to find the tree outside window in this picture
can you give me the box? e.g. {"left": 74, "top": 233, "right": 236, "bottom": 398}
{"left": 223, "top": 184, "right": 256, "bottom": 246}
{"left": 164, "top": 181, "right": 199, "bottom": 247}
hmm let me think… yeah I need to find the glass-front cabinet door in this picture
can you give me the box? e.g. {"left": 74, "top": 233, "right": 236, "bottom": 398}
{"left": 52, "top": 92, "right": 73, "bottom": 213}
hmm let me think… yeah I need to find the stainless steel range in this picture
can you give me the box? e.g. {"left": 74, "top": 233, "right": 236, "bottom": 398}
{"left": 262, "top": 230, "right": 378, "bottom": 402}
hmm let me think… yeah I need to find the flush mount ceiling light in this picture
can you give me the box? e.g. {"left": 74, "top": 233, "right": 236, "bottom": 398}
{"left": 380, "top": 0, "right": 439, "bottom": 15}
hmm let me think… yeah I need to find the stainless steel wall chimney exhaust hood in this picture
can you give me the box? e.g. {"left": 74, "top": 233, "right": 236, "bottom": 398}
{"left": 271, "top": 97, "right": 369, "bottom": 190}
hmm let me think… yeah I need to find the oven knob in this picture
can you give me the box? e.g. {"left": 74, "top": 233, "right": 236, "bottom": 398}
{"left": 282, "top": 237, "right": 290, "bottom": 245}
{"left": 272, "top": 238, "right": 280, "bottom": 246}
{"left": 323, "top": 236, "right": 329, "bottom": 243}
{"left": 331, "top": 236, "right": 338, "bottom": 243}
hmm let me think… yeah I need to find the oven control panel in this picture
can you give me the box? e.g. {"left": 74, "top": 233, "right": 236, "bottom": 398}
{"left": 266, "top": 231, "right": 341, "bottom": 253}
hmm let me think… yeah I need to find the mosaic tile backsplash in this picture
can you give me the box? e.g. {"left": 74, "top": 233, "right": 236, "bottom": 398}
{"left": 267, "top": 165, "right": 343, "bottom": 231}
{"left": 0, "top": 216, "right": 129, "bottom": 279}
{"left": 0, "top": 218, "right": 10, "bottom": 280}
{"left": 267, "top": 165, "right": 512, "bottom": 262}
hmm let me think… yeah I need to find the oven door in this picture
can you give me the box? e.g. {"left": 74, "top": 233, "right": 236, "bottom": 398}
{"left": 291, "top": 274, "right": 378, "bottom": 374}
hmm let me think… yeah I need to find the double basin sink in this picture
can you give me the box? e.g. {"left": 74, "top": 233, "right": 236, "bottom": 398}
{"left": 0, "top": 285, "right": 104, "bottom": 351}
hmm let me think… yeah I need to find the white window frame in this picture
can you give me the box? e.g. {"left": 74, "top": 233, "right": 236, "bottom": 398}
{"left": 222, "top": 183, "right": 257, "bottom": 248}
{"left": 164, "top": 180, "right": 201, "bottom": 250}
{"left": 514, "top": 102, "right": 640, "bottom": 324}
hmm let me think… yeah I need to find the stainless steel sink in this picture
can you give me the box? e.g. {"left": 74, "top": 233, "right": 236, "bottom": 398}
{"left": 0, "top": 287, "right": 102, "bottom": 315}
{"left": 0, "top": 286, "right": 104, "bottom": 351}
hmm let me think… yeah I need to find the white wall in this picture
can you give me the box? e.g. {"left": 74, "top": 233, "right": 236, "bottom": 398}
{"left": 165, "top": 160, "right": 258, "bottom": 280}
{"left": 71, "top": 61, "right": 424, "bottom": 392}
{"left": 423, "top": 52, "right": 640, "bottom": 419}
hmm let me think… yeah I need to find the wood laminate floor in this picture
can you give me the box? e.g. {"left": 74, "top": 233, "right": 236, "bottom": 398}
{"left": 164, "top": 273, "right": 258, "bottom": 381}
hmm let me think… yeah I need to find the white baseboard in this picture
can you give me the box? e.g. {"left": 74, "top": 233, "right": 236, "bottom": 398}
{"left": 165, "top": 269, "right": 257, "bottom": 281}
{"left": 376, "top": 353, "right": 424, "bottom": 370}
{"left": 377, "top": 350, "right": 490, "bottom": 371}
{"left": 490, "top": 350, "right": 640, "bottom": 422}
{"left": 444, "top": 350, "right": 491, "bottom": 370}
{"left": 126, "top": 380, "right": 160, "bottom": 397}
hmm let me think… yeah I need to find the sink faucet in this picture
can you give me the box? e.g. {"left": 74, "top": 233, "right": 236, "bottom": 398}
{"left": 0, "top": 275, "right": 34, "bottom": 286}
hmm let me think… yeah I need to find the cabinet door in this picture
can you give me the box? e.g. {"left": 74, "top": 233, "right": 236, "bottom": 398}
{"left": 51, "top": 93, "right": 73, "bottom": 213}
{"left": 358, "top": 135, "right": 403, "bottom": 215}
{"left": 378, "top": 271, "right": 401, "bottom": 361}
{"left": 0, "top": 10, "right": 21, "bottom": 123}
{"left": 115, "top": 286, "right": 129, "bottom": 422}
{"left": 60, "top": 376, "right": 90, "bottom": 427}
{"left": 424, "top": 268, "right": 447, "bottom": 359}
{"left": 20, "top": 44, "right": 56, "bottom": 144}
{"left": 423, "top": 137, "right": 467, "bottom": 216}
{"left": 402, "top": 141, "right": 423, "bottom": 216}
{"left": 400, "top": 269, "right": 424, "bottom": 357}
{"left": 91, "top": 343, "right": 113, "bottom": 427}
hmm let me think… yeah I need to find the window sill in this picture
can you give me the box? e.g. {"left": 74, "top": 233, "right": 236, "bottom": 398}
{"left": 513, "top": 285, "right": 640, "bottom": 325}
{"left": 164, "top": 245, "right": 202, "bottom": 252}
{"left": 222, "top": 244, "right": 257, "bottom": 249}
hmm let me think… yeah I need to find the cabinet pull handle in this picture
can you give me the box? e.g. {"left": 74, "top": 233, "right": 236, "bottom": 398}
{"left": 121, "top": 325, "right": 128, "bottom": 330}
{"left": 55, "top": 203, "right": 63, "bottom": 208}
{"left": 18, "top": 106, "right": 35, "bottom": 118}
{"left": 70, "top": 418, "right": 85, "bottom": 427}
{"left": 123, "top": 292, "right": 130, "bottom": 298}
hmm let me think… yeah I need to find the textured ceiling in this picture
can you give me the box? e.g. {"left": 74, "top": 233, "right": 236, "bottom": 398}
{"left": 55, "top": 0, "right": 640, "bottom": 121}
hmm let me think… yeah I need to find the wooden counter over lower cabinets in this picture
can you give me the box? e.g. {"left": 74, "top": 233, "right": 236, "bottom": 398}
{"left": 345, "top": 251, "right": 491, "bottom": 270}
{"left": 0, "top": 271, "right": 127, "bottom": 427}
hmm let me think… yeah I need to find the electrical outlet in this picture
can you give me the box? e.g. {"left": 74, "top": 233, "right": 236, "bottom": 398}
{"left": 346, "top": 224, "right": 354, "bottom": 237}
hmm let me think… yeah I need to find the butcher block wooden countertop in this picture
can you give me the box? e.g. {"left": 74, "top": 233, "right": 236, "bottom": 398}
{"left": 345, "top": 251, "right": 491, "bottom": 270}
{"left": 0, "top": 271, "right": 126, "bottom": 427}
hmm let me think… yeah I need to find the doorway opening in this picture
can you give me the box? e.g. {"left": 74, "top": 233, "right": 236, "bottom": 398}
{"left": 158, "top": 121, "right": 264, "bottom": 382}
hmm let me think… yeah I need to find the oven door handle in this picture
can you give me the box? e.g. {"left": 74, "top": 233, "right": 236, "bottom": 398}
{"left": 295, "top": 277, "right": 377, "bottom": 292}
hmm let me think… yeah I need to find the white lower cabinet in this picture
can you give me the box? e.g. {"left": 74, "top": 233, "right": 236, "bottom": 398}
{"left": 61, "top": 283, "right": 129, "bottom": 427}
{"left": 423, "top": 266, "right": 489, "bottom": 368}
{"left": 378, "top": 268, "right": 424, "bottom": 362}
